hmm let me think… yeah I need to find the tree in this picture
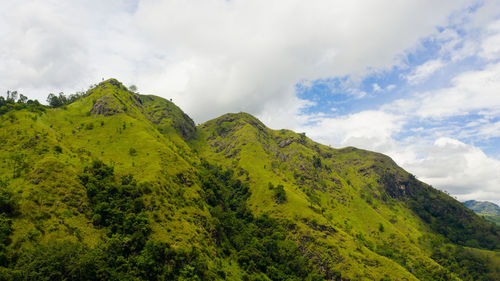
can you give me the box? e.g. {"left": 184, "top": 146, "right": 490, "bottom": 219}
{"left": 18, "top": 94, "right": 28, "bottom": 103}
{"left": 379, "top": 223, "right": 385, "bottom": 232}
{"left": 312, "top": 155, "right": 322, "bottom": 169}
{"left": 306, "top": 191, "right": 321, "bottom": 209}
{"left": 47, "top": 93, "right": 62, "bottom": 107}
{"left": 6, "top": 90, "right": 17, "bottom": 102}
{"left": 273, "top": 184, "right": 287, "bottom": 204}
{"left": 129, "top": 85, "right": 138, "bottom": 93}
{"left": 9, "top": 152, "right": 27, "bottom": 178}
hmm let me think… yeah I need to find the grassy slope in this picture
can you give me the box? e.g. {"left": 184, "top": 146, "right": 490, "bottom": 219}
{"left": 193, "top": 112, "right": 500, "bottom": 280}
{"left": 0, "top": 80, "right": 499, "bottom": 280}
{"left": 482, "top": 215, "right": 500, "bottom": 226}
{"left": 0, "top": 80, "right": 213, "bottom": 253}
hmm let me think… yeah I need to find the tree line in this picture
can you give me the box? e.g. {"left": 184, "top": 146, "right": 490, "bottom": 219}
{"left": 0, "top": 90, "right": 88, "bottom": 116}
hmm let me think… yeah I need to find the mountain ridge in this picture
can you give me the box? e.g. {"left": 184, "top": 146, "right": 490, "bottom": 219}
{"left": 0, "top": 78, "right": 499, "bottom": 280}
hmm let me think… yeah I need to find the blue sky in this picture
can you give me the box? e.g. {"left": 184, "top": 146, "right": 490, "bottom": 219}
{"left": 1, "top": 0, "right": 500, "bottom": 203}
{"left": 291, "top": 2, "right": 500, "bottom": 204}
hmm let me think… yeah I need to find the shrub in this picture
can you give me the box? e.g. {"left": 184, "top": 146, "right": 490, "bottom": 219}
{"left": 274, "top": 184, "right": 287, "bottom": 204}
{"left": 54, "top": 145, "right": 62, "bottom": 153}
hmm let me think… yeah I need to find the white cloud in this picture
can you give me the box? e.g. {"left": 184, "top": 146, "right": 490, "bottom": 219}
{"left": 386, "top": 84, "right": 396, "bottom": 91}
{"left": 0, "top": 0, "right": 467, "bottom": 124}
{"left": 480, "top": 19, "right": 500, "bottom": 59}
{"left": 402, "top": 138, "right": 500, "bottom": 204}
{"left": 401, "top": 61, "right": 500, "bottom": 119}
{"left": 134, "top": 0, "right": 468, "bottom": 123}
{"left": 406, "top": 59, "right": 445, "bottom": 84}
{"left": 301, "top": 110, "right": 404, "bottom": 152}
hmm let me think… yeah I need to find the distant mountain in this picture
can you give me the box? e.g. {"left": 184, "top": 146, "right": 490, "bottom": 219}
{"left": 464, "top": 200, "right": 500, "bottom": 226}
{"left": 0, "top": 78, "right": 499, "bottom": 280}
{"left": 464, "top": 200, "right": 500, "bottom": 216}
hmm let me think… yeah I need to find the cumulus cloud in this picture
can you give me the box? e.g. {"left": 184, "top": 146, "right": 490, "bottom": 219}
{"left": 0, "top": 0, "right": 467, "bottom": 123}
{"left": 403, "top": 138, "right": 500, "bottom": 203}
{"left": 133, "top": 0, "right": 468, "bottom": 123}
{"left": 301, "top": 110, "right": 404, "bottom": 152}
{"left": 480, "top": 19, "right": 500, "bottom": 59}
{"left": 391, "top": 61, "right": 500, "bottom": 119}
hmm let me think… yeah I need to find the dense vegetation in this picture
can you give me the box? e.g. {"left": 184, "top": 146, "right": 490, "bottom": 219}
{"left": 199, "top": 161, "right": 324, "bottom": 280}
{"left": 0, "top": 161, "right": 212, "bottom": 281}
{"left": 0, "top": 89, "right": 87, "bottom": 116}
{"left": 431, "top": 244, "right": 499, "bottom": 281}
{"left": 46, "top": 92, "right": 86, "bottom": 108}
{"left": 382, "top": 173, "right": 500, "bottom": 250}
{"left": 0, "top": 91, "right": 45, "bottom": 116}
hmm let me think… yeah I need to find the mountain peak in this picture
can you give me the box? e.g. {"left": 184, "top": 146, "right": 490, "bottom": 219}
{"left": 97, "top": 78, "right": 127, "bottom": 89}
{"left": 201, "top": 112, "right": 268, "bottom": 136}
{"left": 86, "top": 78, "right": 142, "bottom": 116}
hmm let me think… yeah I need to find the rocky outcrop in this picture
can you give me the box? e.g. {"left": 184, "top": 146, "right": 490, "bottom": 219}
{"left": 90, "top": 96, "right": 124, "bottom": 116}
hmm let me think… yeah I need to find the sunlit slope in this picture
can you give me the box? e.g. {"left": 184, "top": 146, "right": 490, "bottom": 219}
{"left": 0, "top": 79, "right": 211, "bottom": 250}
{"left": 195, "top": 112, "right": 500, "bottom": 280}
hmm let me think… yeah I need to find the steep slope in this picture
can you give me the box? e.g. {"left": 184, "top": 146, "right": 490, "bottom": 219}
{"left": 464, "top": 200, "right": 500, "bottom": 226}
{"left": 0, "top": 79, "right": 219, "bottom": 277}
{"left": 0, "top": 80, "right": 499, "bottom": 280}
{"left": 194, "top": 112, "right": 500, "bottom": 280}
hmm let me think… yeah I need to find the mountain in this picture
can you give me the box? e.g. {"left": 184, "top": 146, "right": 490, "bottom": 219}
{"left": 0, "top": 78, "right": 499, "bottom": 280}
{"left": 464, "top": 200, "right": 500, "bottom": 226}
{"left": 464, "top": 200, "right": 500, "bottom": 216}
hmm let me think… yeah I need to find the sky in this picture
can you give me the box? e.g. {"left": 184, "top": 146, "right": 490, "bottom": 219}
{"left": 1, "top": 0, "right": 500, "bottom": 204}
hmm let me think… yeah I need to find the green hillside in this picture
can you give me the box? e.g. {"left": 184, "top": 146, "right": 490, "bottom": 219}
{"left": 464, "top": 200, "right": 500, "bottom": 226}
{"left": 0, "top": 79, "right": 499, "bottom": 280}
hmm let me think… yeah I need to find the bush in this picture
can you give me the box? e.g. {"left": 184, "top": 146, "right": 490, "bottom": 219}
{"left": 84, "top": 123, "right": 94, "bottom": 130}
{"left": 54, "top": 145, "right": 62, "bottom": 153}
{"left": 312, "top": 155, "right": 322, "bottom": 169}
{"left": 273, "top": 184, "right": 287, "bottom": 204}
{"left": 379, "top": 223, "right": 384, "bottom": 232}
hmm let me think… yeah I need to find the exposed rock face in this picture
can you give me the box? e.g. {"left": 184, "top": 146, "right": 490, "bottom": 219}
{"left": 278, "top": 138, "right": 293, "bottom": 148}
{"left": 90, "top": 96, "right": 124, "bottom": 116}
